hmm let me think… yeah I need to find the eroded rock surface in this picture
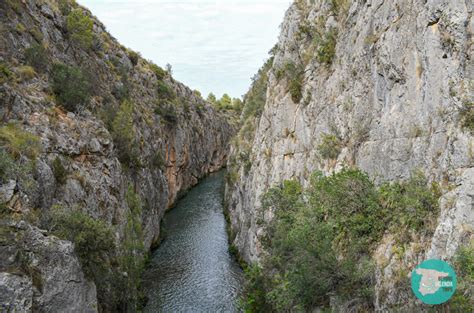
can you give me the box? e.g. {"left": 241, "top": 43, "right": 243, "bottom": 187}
{"left": 0, "top": 0, "right": 233, "bottom": 310}
{"left": 226, "top": 0, "right": 473, "bottom": 310}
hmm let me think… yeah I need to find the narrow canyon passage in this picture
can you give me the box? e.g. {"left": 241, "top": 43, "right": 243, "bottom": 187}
{"left": 142, "top": 171, "right": 243, "bottom": 312}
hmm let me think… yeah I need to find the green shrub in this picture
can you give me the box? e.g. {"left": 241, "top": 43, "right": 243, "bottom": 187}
{"left": 460, "top": 100, "right": 474, "bottom": 132}
{"left": 24, "top": 43, "right": 49, "bottom": 72}
{"left": 29, "top": 28, "right": 43, "bottom": 43}
{"left": 58, "top": 0, "right": 76, "bottom": 15}
{"left": 149, "top": 63, "right": 167, "bottom": 80}
{"left": 289, "top": 79, "right": 303, "bottom": 103}
{"left": 50, "top": 63, "right": 92, "bottom": 112}
{"left": 112, "top": 100, "right": 140, "bottom": 168}
{"left": 242, "top": 265, "right": 272, "bottom": 313}
{"left": 245, "top": 168, "right": 441, "bottom": 311}
{"left": 240, "top": 58, "right": 272, "bottom": 121}
{"left": 128, "top": 50, "right": 140, "bottom": 66}
{"left": 280, "top": 62, "right": 305, "bottom": 103}
{"left": 52, "top": 157, "right": 68, "bottom": 185}
{"left": 66, "top": 8, "right": 94, "bottom": 49}
{"left": 448, "top": 242, "right": 474, "bottom": 311}
{"left": 0, "top": 123, "right": 40, "bottom": 159}
{"left": 157, "top": 80, "right": 175, "bottom": 100}
{"left": 0, "top": 149, "right": 17, "bottom": 184}
{"left": 379, "top": 171, "right": 440, "bottom": 243}
{"left": 315, "top": 28, "right": 338, "bottom": 66}
{"left": 329, "top": 0, "right": 351, "bottom": 18}
{"left": 15, "top": 23, "right": 26, "bottom": 33}
{"left": 52, "top": 209, "right": 115, "bottom": 279}
{"left": 0, "top": 63, "right": 14, "bottom": 84}
{"left": 154, "top": 103, "right": 178, "bottom": 125}
{"left": 112, "top": 64, "right": 132, "bottom": 101}
{"left": 318, "top": 132, "right": 342, "bottom": 159}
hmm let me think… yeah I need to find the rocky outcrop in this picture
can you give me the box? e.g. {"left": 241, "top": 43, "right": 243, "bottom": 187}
{"left": 226, "top": 0, "right": 473, "bottom": 310}
{"left": 0, "top": 220, "right": 97, "bottom": 312}
{"left": 0, "top": 0, "right": 233, "bottom": 311}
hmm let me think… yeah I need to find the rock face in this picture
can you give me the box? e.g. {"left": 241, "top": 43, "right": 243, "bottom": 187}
{"left": 0, "top": 220, "right": 97, "bottom": 312}
{"left": 226, "top": 0, "right": 472, "bottom": 310}
{"left": 0, "top": 0, "right": 233, "bottom": 311}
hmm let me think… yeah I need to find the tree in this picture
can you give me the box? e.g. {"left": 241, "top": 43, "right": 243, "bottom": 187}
{"left": 232, "top": 98, "right": 243, "bottom": 112}
{"left": 219, "top": 94, "right": 232, "bottom": 107}
{"left": 50, "top": 63, "right": 91, "bottom": 112}
{"left": 66, "top": 9, "right": 94, "bottom": 50}
{"left": 206, "top": 92, "right": 217, "bottom": 104}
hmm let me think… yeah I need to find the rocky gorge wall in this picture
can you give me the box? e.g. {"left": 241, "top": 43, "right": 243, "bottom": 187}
{"left": 0, "top": 0, "right": 233, "bottom": 311}
{"left": 226, "top": 0, "right": 473, "bottom": 310}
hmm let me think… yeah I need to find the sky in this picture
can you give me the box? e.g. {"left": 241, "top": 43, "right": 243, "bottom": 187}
{"left": 77, "top": 0, "right": 291, "bottom": 98}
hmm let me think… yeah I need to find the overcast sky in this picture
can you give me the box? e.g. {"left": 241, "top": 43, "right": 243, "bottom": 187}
{"left": 77, "top": 0, "right": 291, "bottom": 98}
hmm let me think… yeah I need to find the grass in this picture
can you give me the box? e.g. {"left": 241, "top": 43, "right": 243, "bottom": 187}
{"left": 17, "top": 65, "right": 36, "bottom": 81}
{"left": 0, "top": 123, "right": 41, "bottom": 159}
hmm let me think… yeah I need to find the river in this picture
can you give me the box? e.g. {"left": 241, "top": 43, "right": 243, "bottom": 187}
{"left": 142, "top": 171, "right": 243, "bottom": 312}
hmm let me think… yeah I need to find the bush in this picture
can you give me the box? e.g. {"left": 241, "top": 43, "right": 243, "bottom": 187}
{"left": 58, "top": 0, "right": 76, "bottom": 15}
{"left": 329, "top": 0, "right": 351, "bottom": 18}
{"left": 379, "top": 171, "right": 440, "bottom": 240}
{"left": 29, "top": 28, "right": 43, "bottom": 43}
{"left": 52, "top": 157, "right": 68, "bottom": 185}
{"left": 112, "top": 100, "right": 140, "bottom": 168}
{"left": 66, "top": 8, "right": 94, "bottom": 49}
{"left": 0, "top": 149, "right": 17, "bottom": 184}
{"left": 149, "top": 63, "right": 167, "bottom": 80}
{"left": 157, "top": 80, "right": 175, "bottom": 100}
{"left": 245, "top": 168, "right": 441, "bottom": 311}
{"left": 242, "top": 265, "right": 272, "bottom": 313}
{"left": 24, "top": 43, "right": 49, "bottom": 72}
{"left": 448, "top": 242, "right": 474, "bottom": 311}
{"left": 52, "top": 209, "right": 115, "bottom": 278}
{"left": 15, "top": 23, "right": 26, "bottom": 33}
{"left": 318, "top": 132, "right": 342, "bottom": 159}
{"left": 460, "top": 100, "right": 474, "bottom": 132}
{"left": 279, "top": 62, "right": 304, "bottom": 103}
{"left": 111, "top": 64, "right": 132, "bottom": 101}
{"left": 0, "top": 63, "right": 14, "bottom": 84}
{"left": 0, "top": 123, "right": 40, "bottom": 159}
{"left": 128, "top": 50, "right": 140, "bottom": 66}
{"left": 154, "top": 103, "right": 178, "bottom": 125}
{"left": 289, "top": 79, "right": 303, "bottom": 103}
{"left": 50, "top": 63, "right": 92, "bottom": 112}
{"left": 315, "top": 28, "right": 338, "bottom": 66}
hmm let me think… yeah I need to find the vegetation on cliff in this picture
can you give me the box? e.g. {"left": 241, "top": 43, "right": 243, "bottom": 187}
{"left": 226, "top": 58, "right": 273, "bottom": 185}
{"left": 1, "top": 0, "right": 233, "bottom": 311}
{"left": 243, "top": 169, "right": 442, "bottom": 312}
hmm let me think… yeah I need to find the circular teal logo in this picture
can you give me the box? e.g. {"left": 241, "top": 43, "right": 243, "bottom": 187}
{"left": 411, "top": 259, "right": 456, "bottom": 305}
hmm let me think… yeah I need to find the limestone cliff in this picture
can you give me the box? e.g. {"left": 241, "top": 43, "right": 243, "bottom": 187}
{"left": 226, "top": 0, "right": 473, "bottom": 310}
{"left": 0, "top": 0, "right": 233, "bottom": 311}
